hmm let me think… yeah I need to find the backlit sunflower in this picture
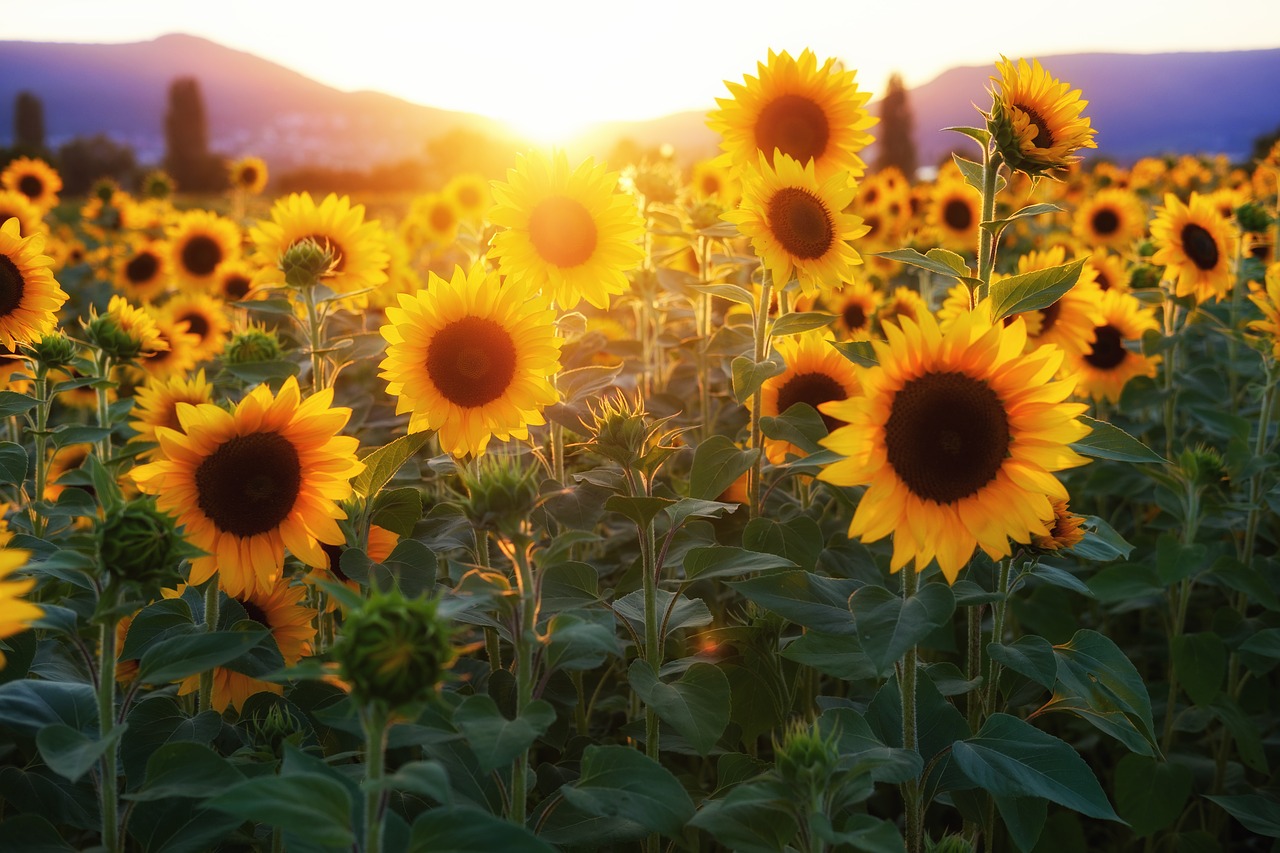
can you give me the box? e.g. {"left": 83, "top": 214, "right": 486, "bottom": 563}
{"left": 162, "top": 292, "right": 231, "bottom": 361}
{"left": 173, "top": 578, "right": 316, "bottom": 712}
{"left": 168, "top": 210, "right": 242, "bottom": 293}
{"left": 134, "top": 311, "right": 200, "bottom": 381}
{"left": 127, "top": 369, "right": 215, "bottom": 458}
{"left": 1068, "top": 289, "right": 1160, "bottom": 404}
{"left": 823, "top": 280, "right": 880, "bottom": 339}
{"left": 723, "top": 151, "right": 866, "bottom": 295}
{"left": 92, "top": 295, "right": 168, "bottom": 360}
{"left": 488, "top": 150, "right": 644, "bottom": 310}
{"left": 131, "top": 376, "right": 364, "bottom": 598}
{"left": 818, "top": 310, "right": 1090, "bottom": 582}
{"left": 115, "top": 239, "right": 172, "bottom": 303}
{"left": 1, "top": 157, "right": 62, "bottom": 212}
{"left": 690, "top": 159, "right": 740, "bottom": 205}
{"left": 936, "top": 283, "right": 974, "bottom": 331}
{"left": 0, "top": 547, "right": 39, "bottom": 668}
{"left": 1072, "top": 188, "right": 1145, "bottom": 251}
{"left": 0, "top": 217, "right": 68, "bottom": 349}
{"left": 249, "top": 192, "right": 389, "bottom": 296}
{"left": 1088, "top": 250, "right": 1130, "bottom": 293}
{"left": 444, "top": 173, "right": 490, "bottom": 220}
{"left": 709, "top": 48, "right": 876, "bottom": 181}
{"left": 876, "top": 285, "right": 928, "bottom": 332}
{"left": 987, "top": 56, "right": 1096, "bottom": 178}
{"left": 998, "top": 246, "right": 1104, "bottom": 356}
{"left": 754, "top": 330, "right": 860, "bottom": 463}
{"left": 229, "top": 156, "right": 269, "bottom": 195}
{"left": 1246, "top": 262, "right": 1280, "bottom": 359}
{"left": 1150, "top": 193, "right": 1240, "bottom": 303}
{"left": 410, "top": 193, "right": 460, "bottom": 245}
{"left": 378, "top": 263, "right": 562, "bottom": 458}
{"left": 0, "top": 191, "right": 44, "bottom": 237}
{"left": 928, "top": 178, "right": 982, "bottom": 253}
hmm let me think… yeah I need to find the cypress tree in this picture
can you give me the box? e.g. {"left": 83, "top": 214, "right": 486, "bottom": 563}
{"left": 873, "top": 73, "right": 918, "bottom": 179}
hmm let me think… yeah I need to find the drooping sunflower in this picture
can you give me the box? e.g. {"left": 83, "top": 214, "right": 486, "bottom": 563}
{"left": 167, "top": 210, "right": 242, "bottom": 293}
{"left": 823, "top": 279, "right": 881, "bottom": 340}
{"left": 818, "top": 309, "right": 1090, "bottom": 582}
{"left": 0, "top": 191, "right": 45, "bottom": 237}
{"left": 173, "top": 578, "right": 316, "bottom": 712}
{"left": 444, "top": 173, "right": 490, "bottom": 220}
{"left": 161, "top": 292, "right": 231, "bottom": 362}
{"left": 249, "top": 192, "right": 389, "bottom": 296}
{"left": 0, "top": 547, "right": 39, "bottom": 668}
{"left": 127, "top": 369, "right": 215, "bottom": 458}
{"left": 998, "top": 246, "right": 1104, "bottom": 356}
{"left": 1072, "top": 187, "right": 1145, "bottom": 251}
{"left": 229, "top": 156, "right": 269, "bottom": 195}
{"left": 986, "top": 56, "right": 1096, "bottom": 178}
{"left": 115, "top": 239, "right": 172, "bottom": 303}
{"left": 1247, "top": 262, "right": 1280, "bottom": 359}
{"left": 723, "top": 151, "right": 866, "bottom": 295}
{"left": 1067, "top": 289, "right": 1161, "bottom": 404}
{"left": 1, "top": 157, "right": 62, "bottom": 212}
{"left": 0, "top": 217, "right": 69, "bottom": 349}
{"left": 928, "top": 178, "right": 982, "bottom": 253}
{"left": 378, "top": 263, "right": 562, "bottom": 458}
{"left": 131, "top": 376, "right": 364, "bottom": 598}
{"left": 1150, "top": 192, "right": 1240, "bottom": 303}
{"left": 488, "top": 150, "right": 644, "bottom": 310}
{"left": 754, "top": 330, "right": 860, "bottom": 463}
{"left": 708, "top": 48, "right": 877, "bottom": 181}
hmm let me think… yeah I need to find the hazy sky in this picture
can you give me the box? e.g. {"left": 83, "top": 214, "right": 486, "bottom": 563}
{"left": 9, "top": 0, "right": 1280, "bottom": 140}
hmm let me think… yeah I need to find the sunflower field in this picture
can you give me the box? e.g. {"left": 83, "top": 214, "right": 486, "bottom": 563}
{"left": 1, "top": 49, "right": 1279, "bottom": 853}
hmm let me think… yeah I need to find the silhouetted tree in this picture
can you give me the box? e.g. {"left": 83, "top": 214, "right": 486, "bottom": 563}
{"left": 1252, "top": 124, "right": 1280, "bottom": 165}
{"left": 164, "top": 77, "right": 226, "bottom": 193}
{"left": 874, "top": 73, "right": 917, "bottom": 180}
{"left": 14, "top": 92, "right": 46, "bottom": 152}
{"left": 56, "top": 134, "right": 138, "bottom": 194}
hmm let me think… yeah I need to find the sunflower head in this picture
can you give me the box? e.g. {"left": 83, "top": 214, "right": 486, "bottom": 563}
{"left": 249, "top": 192, "right": 389, "bottom": 298}
{"left": 140, "top": 169, "right": 175, "bottom": 200}
{"left": 96, "top": 498, "right": 190, "bottom": 596}
{"left": 986, "top": 56, "right": 1096, "bottom": 179}
{"left": 1, "top": 157, "right": 62, "bottom": 212}
{"left": 167, "top": 210, "right": 242, "bottom": 292}
{"left": 757, "top": 329, "right": 860, "bottom": 463}
{"left": 0, "top": 547, "right": 40, "bottom": 668}
{"left": 1150, "top": 192, "right": 1241, "bottom": 303}
{"left": 24, "top": 331, "right": 77, "bottom": 370}
{"left": 230, "top": 156, "right": 269, "bottom": 195}
{"left": 0, "top": 219, "right": 68, "bottom": 350}
{"left": 1030, "top": 499, "right": 1087, "bottom": 553}
{"left": 280, "top": 236, "right": 339, "bottom": 288}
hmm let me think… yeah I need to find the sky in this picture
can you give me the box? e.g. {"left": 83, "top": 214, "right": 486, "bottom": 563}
{"left": 8, "top": 0, "right": 1280, "bottom": 142}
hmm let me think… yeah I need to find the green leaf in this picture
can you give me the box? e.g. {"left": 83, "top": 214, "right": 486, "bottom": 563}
{"left": 410, "top": 806, "right": 557, "bottom": 852}
{"left": 988, "top": 635, "right": 1057, "bottom": 690}
{"left": 817, "top": 707, "right": 923, "bottom": 784}
{"left": 1115, "top": 755, "right": 1191, "bottom": 837}
{"left": 0, "top": 815, "right": 75, "bottom": 852}
{"left": 1172, "top": 633, "right": 1226, "bottom": 705}
{"left": 125, "top": 742, "right": 244, "bottom": 801}
{"left": 872, "top": 248, "right": 967, "bottom": 279}
{"left": 453, "top": 695, "right": 556, "bottom": 772}
{"left": 555, "top": 363, "right": 623, "bottom": 402}
{"left": 37, "top": 723, "right": 127, "bottom": 783}
{"left": 353, "top": 431, "right": 432, "bottom": 498}
{"left": 1239, "top": 628, "right": 1280, "bottom": 674}
{"left": 1070, "top": 416, "right": 1166, "bottom": 463}
{"left": 1071, "top": 515, "right": 1135, "bottom": 561}
{"left": 694, "top": 282, "right": 757, "bottom": 308}
{"left": 613, "top": 589, "right": 712, "bottom": 635}
{"left": 220, "top": 360, "right": 301, "bottom": 387}
{"left": 380, "top": 760, "right": 452, "bottom": 805}
{"left": 540, "top": 562, "right": 600, "bottom": 610}
{"left": 604, "top": 494, "right": 675, "bottom": 529}
{"left": 926, "top": 247, "right": 972, "bottom": 276}
{"left": 983, "top": 203, "right": 1064, "bottom": 230}
{"left": 730, "top": 570, "right": 859, "bottom": 635}
{"left": 743, "top": 515, "right": 823, "bottom": 572}
{"left": 945, "top": 126, "right": 993, "bottom": 146}
{"left": 208, "top": 773, "right": 355, "bottom": 847}
{"left": 0, "top": 390, "right": 38, "bottom": 418}
{"left": 1204, "top": 794, "right": 1280, "bottom": 837}
{"left": 781, "top": 632, "right": 878, "bottom": 682}
{"left": 952, "top": 713, "right": 1122, "bottom": 822}
{"left": 135, "top": 625, "right": 269, "bottom": 684}
{"left": 560, "top": 744, "right": 696, "bottom": 838}
{"left": 1051, "top": 629, "right": 1159, "bottom": 757}
{"left": 1156, "top": 534, "right": 1208, "bottom": 585}
{"left": 664, "top": 497, "right": 740, "bottom": 528}
{"left": 1208, "top": 697, "right": 1267, "bottom": 772}
{"left": 849, "top": 582, "right": 956, "bottom": 677}
{"left": 0, "top": 680, "right": 98, "bottom": 739}
{"left": 120, "top": 698, "right": 221, "bottom": 789}
{"left": 986, "top": 258, "right": 1087, "bottom": 322}
{"left": 370, "top": 486, "right": 423, "bottom": 537}
{"left": 830, "top": 339, "right": 878, "bottom": 367}
{"left": 0, "top": 441, "right": 28, "bottom": 486}
{"left": 689, "top": 435, "right": 758, "bottom": 501}
{"left": 732, "top": 355, "right": 785, "bottom": 404}
{"left": 544, "top": 611, "right": 621, "bottom": 672}
{"left": 994, "top": 796, "right": 1048, "bottom": 853}
{"left": 683, "top": 546, "right": 797, "bottom": 581}
{"left": 120, "top": 598, "right": 196, "bottom": 660}
{"left": 689, "top": 779, "right": 800, "bottom": 853}
{"left": 769, "top": 311, "right": 836, "bottom": 338}
{"left": 760, "top": 403, "right": 829, "bottom": 456}
{"left": 628, "top": 660, "right": 730, "bottom": 755}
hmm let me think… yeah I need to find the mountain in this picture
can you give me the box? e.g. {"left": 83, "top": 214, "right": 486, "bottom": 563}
{"left": 2, "top": 34, "right": 1279, "bottom": 175}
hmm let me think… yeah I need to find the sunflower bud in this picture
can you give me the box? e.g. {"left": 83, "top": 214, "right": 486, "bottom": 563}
{"left": 96, "top": 498, "right": 187, "bottom": 595}
{"left": 1236, "top": 201, "right": 1273, "bottom": 235}
{"left": 626, "top": 159, "right": 679, "bottom": 206}
{"left": 23, "top": 332, "right": 77, "bottom": 370}
{"left": 246, "top": 703, "right": 305, "bottom": 758}
{"left": 1178, "top": 445, "right": 1226, "bottom": 490}
{"left": 685, "top": 198, "right": 729, "bottom": 232}
{"left": 583, "top": 390, "right": 681, "bottom": 477}
{"left": 224, "top": 327, "right": 284, "bottom": 365}
{"left": 929, "top": 835, "right": 975, "bottom": 853}
{"left": 84, "top": 296, "right": 166, "bottom": 361}
{"left": 457, "top": 455, "right": 541, "bottom": 540}
{"left": 333, "top": 588, "right": 457, "bottom": 713}
{"left": 1030, "top": 499, "right": 1086, "bottom": 554}
{"left": 773, "top": 720, "right": 839, "bottom": 793}
{"left": 280, "top": 237, "right": 338, "bottom": 289}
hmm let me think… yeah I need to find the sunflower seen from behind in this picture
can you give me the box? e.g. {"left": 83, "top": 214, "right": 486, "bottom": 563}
{"left": 986, "top": 56, "right": 1096, "bottom": 178}
{"left": 1, "top": 157, "right": 62, "bottom": 212}
{"left": 1150, "top": 192, "right": 1240, "bottom": 303}
{"left": 818, "top": 310, "right": 1090, "bottom": 582}
{"left": 168, "top": 210, "right": 242, "bottom": 293}
{"left": 754, "top": 330, "right": 860, "bottom": 464}
{"left": 378, "top": 263, "right": 562, "bottom": 458}
{"left": 488, "top": 150, "right": 644, "bottom": 310}
{"left": 131, "top": 375, "right": 363, "bottom": 598}
{"left": 0, "top": 217, "right": 68, "bottom": 349}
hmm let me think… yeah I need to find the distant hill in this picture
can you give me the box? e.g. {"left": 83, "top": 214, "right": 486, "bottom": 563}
{"left": 2, "top": 35, "right": 1279, "bottom": 175}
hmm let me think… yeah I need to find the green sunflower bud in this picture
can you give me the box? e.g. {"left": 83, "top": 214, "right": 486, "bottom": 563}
{"left": 626, "top": 159, "right": 679, "bottom": 205}
{"left": 96, "top": 498, "right": 187, "bottom": 596}
{"left": 773, "top": 720, "right": 839, "bottom": 793}
{"left": 85, "top": 314, "right": 144, "bottom": 361}
{"left": 1178, "top": 445, "right": 1226, "bottom": 490}
{"left": 928, "top": 835, "right": 975, "bottom": 853}
{"left": 687, "top": 199, "right": 729, "bottom": 232}
{"left": 1127, "top": 262, "right": 1162, "bottom": 291}
{"left": 458, "top": 455, "right": 541, "bottom": 540}
{"left": 583, "top": 390, "right": 681, "bottom": 476}
{"left": 245, "top": 703, "right": 305, "bottom": 758}
{"left": 1236, "top": 201, "right": 1273, "bottom": 235}
{"left": 333, "top": 587, "right": 456, "bottom": 713}
{"left": 280, "top": 237, "right": 338, "bottom": 289}
{"left": 23, "top": 331, "right": 77, "bottom": 370}
{"left": 224, "top": 327, "right": 285, "bottom": 365}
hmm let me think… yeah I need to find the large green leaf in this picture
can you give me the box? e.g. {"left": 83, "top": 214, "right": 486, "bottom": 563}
{"left": 688, "top": 435, "right": 758, "bottom": 501}
{"left": 369, "top": 486, "right": 423, "bottom": 537}
{"left": 731, "top": 355, "right": 785, "bottom": 404}
{"left": 780, "top": 632, "right": 878, "bottom": 682}
{"left": 988, "top": 635, "right": 1057, "bottom": 690}
{"left": 120, "top": 698, "right": 221, "bottom": 790}
{"left": 1115, "top": 754, "right": 1191, "bottom": 837}
{"left": 37, "top": 723, "right": 127, "bottom": 783}
{"left": 1204, "top": 793, "right": 1280, "bottom": 837}
{"left": 684, "top": 546, "right": 797, "bottom": 581}
{"left": 0, "top": 441, "right": 28, "bottom": 486}
{"left": 207, "top": 773, "right": 355, "bottom": 847}
{"left": 1070, "top": 416, "right": 1165, "bottom": 463}
{"left": 986, "top": 258, "right": 1086, "bottom": 322}
{"left": 125, "top": 742, "right": 245, "bottom": 801}
{"left": 544, "top": 610, "right": 621, "bottom": 672}
{"left": 0, "top": 680, "right": 98, "bottom": 738}
{"left": 628, "top": 660, "right": 730, "bottom": 755}
{"left": 689, "top": 778, "right": 799, "bottom": 853}
{"left": 951, "top": 713, "right": 1122, "bottom": 822}
{"left": 410, "top": 806, "right": 557, "bottom": 852}
{"left": 742, "top": 516, "right": 824, "bottom": 572}
{"left": 849, "top": 582, "right": 956, "bottom": 677}
{"left": 135, "top": 625, "right": 269, "bottom": 684}
{"left": 353, "top": 431, "right": 431, "bottom": 497}
{"left": 730, "top": 571, "right": 859, "bottom": 636}
{"left": 453, "top": 695, "right": 556, "bottom": 773}
{"left": 560, "top": 745, "right": 695, "bottom": 838}
{"left": 1051, "top": 629, "right": 1159, "bottom": 757}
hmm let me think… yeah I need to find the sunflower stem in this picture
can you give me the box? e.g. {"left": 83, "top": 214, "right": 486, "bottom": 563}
{"left": 361, "top": 704, "right": 389, "bottom": 853}
{"left": 976, "top": 147, "right": 1003, "bottom": 300}
{"left": 985, "top": 558, "right": 1013, "bottom": 716}
{"left": 96, "top": 592, "right": 121, "bottom": 853}
{"left": 696, "top": 234, "right": 715, "bottom": 442}
{"left": 302, "top": 283, "right": 326, "bottom": 393}
{"left": 510, "top": 540, "right": 538, "bottom": 827}
{"left": 900, "top": 566, "right": 923, "bottom": 853}
{"left": 29, "top": 363, "right": 51, "bottom": 539}
{"left": 199, "top": 578, "right": 220, "bottom": 713}
{"left": 749, "top": 270, "right": 774, "bottom": 518}
{"left": 1161, "top": 291, "right": 1181, "bottom": 460}
{"left": 94, "top": 352, "right": 114, "bottom": 461}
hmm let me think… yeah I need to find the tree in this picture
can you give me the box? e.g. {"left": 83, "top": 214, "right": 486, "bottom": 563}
{"left": 163, "top": 77, "right": 226, "bottom": 193}
{"left": 56, "top": 134, "right": 138, "bottom": 195}
{"left": 873, "top": 73, "right": 917, "bottom": 180}
{"left": 13, "top": 92, "right": 46, "bottom": 152}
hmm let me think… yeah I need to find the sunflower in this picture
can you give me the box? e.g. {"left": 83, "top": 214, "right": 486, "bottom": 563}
{"left": 410, "top": 193, "right": 460, "bottom": 245}
{"left": 1031, "top": 499, "right": 1086, "bottom": 553}
{"left": 80, "top": 190, "right": 139, "bottom": 242}
{"left": 168, "top": 210, "right": 242, "bottom": 293}
{"left": 378, "top": 263, "right": 562, "bottom": 458}
{"left": 173, "top": 578, "right": 316, "bottom": 712}
{"left": 0, "top": 343, "right": 30, "bottom": 392}
{"left": 1150, "top": 193, "right": 1240, "bottom": 303}
{"left": 1207, "top": 185, "right": 1250, "bottom": 221}
{"left": 997, "top": 246, "right": 1104, "bottom": 356}
{"left": 308, "top": 523, "right": 400, "bottom": 612}
{"left": 488, "top": 150, "right": 644, "bottom": 310}
{"left": 249, "top": 192, "right": 389, "bottom": 297}
{"left": 229, "top": 156, "right": 269, "bottom": 195}
{"left": 754, "top": 330, "right": 860, "bottom": 463}
{"left": 1088, "top": 250, "right": 1130, "bottom": 293}
{"left": 115, "top": 239, "right": 172, "bottom": 303}
{"left": 94, "top": 295, "right": 169, "bottom": 359}
{"left": 817, "top": 310, "right": 1090, "bottom": 582}
{"left": 0, "top": 548, "right": 39, "bottom": 668}
{"left": 127, "top": 369, "right": 215, "bottom": 458}
{"left": 134, "top": 311, "right": 200, "bottom": 381}
{"left": 876, "top": 285, "right": 928, "bottom": 332}
{"left": 690, "top": 159, "right": 740, "bottom": 206}
{"left": 161, "top": 292, "right": 231, "bottom": 361}
{"left": 213, "top": 260, "right": 258, "bottom": 302}
{"left": 928, "top": 178, "right": 982, "bottom": 253}
{"left": 1247, "top": 262, "right": 1280, "bottom": 359}
{"left": 0, "top": 191, "right": 45, "bottom": 237}
{"left": 131, "top": 376, "right": 364, "bottom": 598}
{"left": 444, "top": 173, "right": 490, "bottom": 220}
{"left": 1072, "top": 188, "right": 1145, "bottom": 251}
{"left": 708, "top": 48, "right": 876, "bottom": 181}
{"left": 823, "top": 280, "right": 880, "bottom": 339}
{"left": 987, "top": 56, "right": 1096, "bottom": 178}
{"left": 1, "top": 157, "right": 62, "bottom": 212}
{"left": 1067, "top": 289, "right": 1161, "bottom": 404}
{"left": 936, "top": 283, "right": 974, "bottom": 332}
{"left": 0, "top": 218, "right": 68, "bottom": 349}
{"left": 724, "top": 152, "right": 866, "bottom": 295}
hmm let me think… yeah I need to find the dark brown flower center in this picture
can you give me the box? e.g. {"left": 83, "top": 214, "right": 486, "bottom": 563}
{"left": 0, "top": 254, "right": 25, "bottom": 318}
{"left": 776, "top": 371, "right": 846, "bottom": 432}
{"left": 426, "top": 316, "right": 518, "bottom": 408}
{"left": 755, "top": 94, "right": 830, "bottom": 164}
{"left": 1016, "top": 104, "right": 1055, "bottom": 149}
{"left": 842, "top": 301, "right": 868, "bottom": 332}
{"left": 1034, "top": 299, "right": 1063, "bottom": 336}
{"left": 241, "top": 599, "right": 269, "bottom": 626}
{"left": 700, "top": 174, "right": 722, "bottom": 196}
{"left": 1084, "top": 324, "right": 1127, "bottom": 369}
{"left": 181, "top": 235, "right": 223, "bottom": 277}
{"left": 1180, "top": 223, "right": 1220, "bottom": 270}
{"left": 238, "top": 167, "right": 259, "bottom": 188}
{"left": 196, "top": 431, "right": 302, "bottom": 537}
{"left": 767, "top": 187, "right": 834, "bottom": 260}
{"left": 1095, "top": 268, "right": 1112, "bottom": 291}
{"left": 321, "top": 541, "right": 349, "bottom": 582}
{"left": 884, "top": 371, "right": 1011, "bottom": 503}
{"left": 125, "top": 251, "right": 160, "bottom": 284}
{"left": 179, "top": 310, "right": 210, "bottom": 340}
{"left": 1091, "top": 208, "right": 1120, "bottom": 236}
{"left": 18, "top": 175, "right": 43, "bottom": 200}
{"left": 456, "top": 185, "right": 481, "bottom": 209}
{"left": 943, "top": 198, "right": 973, "bottom": 231}
{"left": 223, "top": 274, "right": 251, "bottom": 300}
{"left": 528, "top": 196, "right": 597, "bottom": 268}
